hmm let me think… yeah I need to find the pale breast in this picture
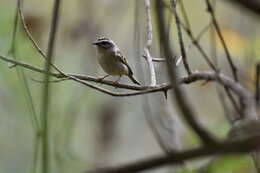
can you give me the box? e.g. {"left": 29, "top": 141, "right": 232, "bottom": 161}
{"left": 97, "top": 53, "right": 129, "bottom": 76}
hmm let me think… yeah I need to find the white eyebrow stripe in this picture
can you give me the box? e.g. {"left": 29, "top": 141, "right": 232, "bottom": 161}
{"left": 97, "top": 37, "right": 109, "bottom": 41}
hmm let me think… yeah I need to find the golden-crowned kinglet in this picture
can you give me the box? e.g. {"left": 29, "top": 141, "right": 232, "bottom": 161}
{"left": 93, "top": 37, "right": 140, "bottom": 85}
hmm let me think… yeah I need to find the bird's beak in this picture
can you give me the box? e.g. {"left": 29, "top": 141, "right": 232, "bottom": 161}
{"left": 92, "top": 41, "right": 99, "bottom": 45}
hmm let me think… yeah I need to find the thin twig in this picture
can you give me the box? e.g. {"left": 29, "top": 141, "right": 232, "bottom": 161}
{"left": 175, "top": 22, "right": 212, "bottom": 66}
{"left": 30, "top": 135, "right": 40, "bottom": 173}
{"left": 171, "top": 0, "right": 192, "bottom": 75}
{"left": 8, "top": 1, "right": 19, "bottom": 57}
{"left": 205, "top": 0, "right": 238, "bottom": 82}
{"left": 9, "top": 0, "right": 40, "bottom": 130}
{"left": 161, "top": 1, "right": 217, "bottom": 72}
{"left": 148, "top": 22, "right": 212, "bottom": 65}
{"left": 18, "top": 2, "right": 63, "bottom": 74}
{"left": 209, "top": 0, "right": 218, "bottom": 67}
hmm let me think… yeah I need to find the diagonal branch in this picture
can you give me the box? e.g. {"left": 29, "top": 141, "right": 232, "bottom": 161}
{"left": 171, "top": 0, "right": 192, "bottom": 75}
{"left": 86, "top": 134, "right": 260, "bottom": 173}
{"left": 205, "top": 0, "right": 238, "bottom": 82}
{"left": 17, "top": 1, "right": 63, "bottom": 74}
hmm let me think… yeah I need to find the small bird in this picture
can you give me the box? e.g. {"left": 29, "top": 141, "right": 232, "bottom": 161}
{"left": 93, "top": 37, "right": 140, "bottom": 85}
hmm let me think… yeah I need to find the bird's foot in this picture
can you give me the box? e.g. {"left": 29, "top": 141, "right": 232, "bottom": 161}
{"left": 96, "top": 74, "right": 110, "bottom": 82}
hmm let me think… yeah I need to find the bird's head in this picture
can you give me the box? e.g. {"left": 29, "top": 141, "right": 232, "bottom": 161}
{"left": 93, "top": 37, "right": 116, "bottom": 50}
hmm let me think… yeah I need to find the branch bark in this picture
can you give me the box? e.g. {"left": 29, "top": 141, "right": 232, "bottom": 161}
{"left": 86, "top": 134, "right": 260, "bottom": 173}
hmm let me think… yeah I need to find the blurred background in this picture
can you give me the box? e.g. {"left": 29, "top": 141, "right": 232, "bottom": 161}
{"left": 0, "top": 0, "right": 260, "bottom": 172}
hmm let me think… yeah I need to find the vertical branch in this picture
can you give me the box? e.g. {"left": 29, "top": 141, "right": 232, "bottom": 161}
{"left": 205, "top": 0, "right": 238, "bottom": 82}
{"left": 145, "top": 0, "right": 152, "bottom": 51}
{"left": 40, "top": 0, "right": 62, "bottom": 172}
{"left": 256, "top": 63, "right": 260, "bottom": 105}
{"left": 155, "top": 0, "right": 216, "bottom": 145}
{"left": 134, "top": 0, "right": 171, "bottom": 154}
{"left": 9, "top": 1, "right": 41, "bottom": 172}
{"left": 171, "top": 0, "right": 192, "bottom": 75}
{"left": 31, "top": 135, "right": 40, "bottom": 173}
{"left": 143, "top": 0, "right": 169, "bottom": 152}
{"left": 144, "top": 49, "right": 156, "bottom": 86}
{"left": 8, "top": 1, "right": 19, "bottom": 58}
{"left": 144, "top": 0, "right": 156, "bottom": 86}
{"left": 143, "top": 1, "right": 165, "bottom": 152}
{"left": 209, "top": 0, "right": 218, "bottom": 67}
{"left": 15, "top": 0, "right": 39, "bottom": 131}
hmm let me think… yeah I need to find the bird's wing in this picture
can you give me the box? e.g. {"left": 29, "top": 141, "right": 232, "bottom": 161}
{"left": 115, "top": 50, "right": 133, "bottom": 75}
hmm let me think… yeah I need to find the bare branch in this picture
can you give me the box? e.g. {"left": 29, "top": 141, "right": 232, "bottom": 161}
{"left": 144, "top": 49, "right": 156, "bottom": 86}
{"left": 86, "top": 134, "right": 260, "bottom": 173}
{"left": 145, "top": 0, "right": 152, "bottom": 50}
{"left": 144, "top": 0, "right": 156, "bottom": 86}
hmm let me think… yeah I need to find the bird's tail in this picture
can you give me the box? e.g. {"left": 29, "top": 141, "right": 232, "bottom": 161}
{"left": 128, "top": 75, "right": 140, "bottom": 85}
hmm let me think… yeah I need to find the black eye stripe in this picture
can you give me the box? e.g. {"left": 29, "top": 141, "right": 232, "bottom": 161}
{"left": 100, "top": 41, "right": 110, "bottom": 45}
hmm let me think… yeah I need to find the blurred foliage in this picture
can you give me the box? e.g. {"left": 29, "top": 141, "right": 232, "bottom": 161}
{"left": 202, "top": 155, "right": 254, "bottom": 173}
{"left": 0, "top": 0, "right": 260, "bottom": 173}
